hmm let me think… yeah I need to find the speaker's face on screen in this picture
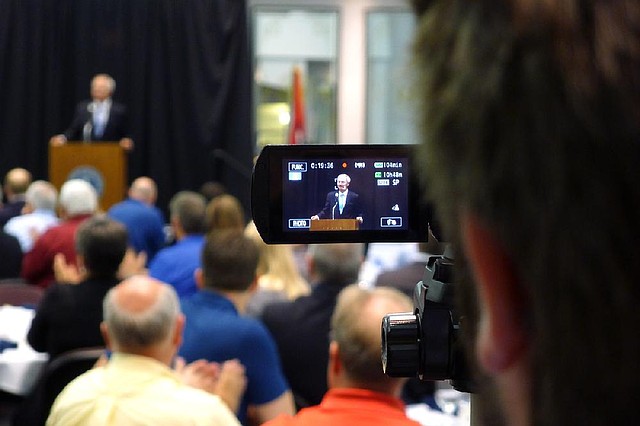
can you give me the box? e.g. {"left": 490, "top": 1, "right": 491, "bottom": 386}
{"left": 336, "top": 175, "right": 349, "bottom": 193}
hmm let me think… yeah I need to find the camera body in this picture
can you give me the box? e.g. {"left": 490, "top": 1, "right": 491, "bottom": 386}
{"left": 382, "top": 247, "right": 472, "bottom": 392}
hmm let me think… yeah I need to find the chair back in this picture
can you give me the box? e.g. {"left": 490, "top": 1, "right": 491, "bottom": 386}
{"left": 11, "top": 347, "right": 104, "bottom": 426}
{"left": 0, "top": 282, "right": 43, "bottom": 307}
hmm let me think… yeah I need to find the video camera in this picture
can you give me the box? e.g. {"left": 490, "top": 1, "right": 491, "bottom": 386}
{"left": 381, "top": 246, "right": 472, "bottom": 392}
{"left": 251, "top": 144, "right": 471, "bottom": 392}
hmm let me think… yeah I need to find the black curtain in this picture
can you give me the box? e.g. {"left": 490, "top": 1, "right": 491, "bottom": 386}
{"left": 0, "top": 0, "right": 253, "bottom": 214}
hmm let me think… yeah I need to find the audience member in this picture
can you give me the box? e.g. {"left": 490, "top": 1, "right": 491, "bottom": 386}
{"left": 0, "top": 168, "right": 32, "bottom": 228}
{"left": 46, "top": 275, "right": 244, "bottom": 426}
{"left": 205, "top": 193, "right": 245, "bottom": 233}
{"left": 49, "top": 73, "right": 133, "bottom": 151}
{"left": 264, "top": 284, "right": 419, "bottom": 426}
{"left": 244, "top": 221, "right": 310, "bottom": 317}
{"left": 0, "top": 172, "right": 21, "bottom": 280}
{"left": 200, "top": 180, "right": 227, "bottom": 203}
{"left": 0, "top": 229, "right": 22, "bottom": 280}
{"left": 108, "top": 176, "right": 165, "bottom": 262}
{"left": 148, "top": 191, "right": 206, "bottom": 298}
{"left": 14, "top": 217, "right": 128, "bottom": 425}
{"left": 179, "top": 230, "right": 295, "bottom": 425}
{"left": 261, "top": 243, "right": 363, "bottom": 408}
{"left": 21, "top": 179, "right": 97, "bottom": 288}
{"left": 4, "top": 180, "right": 59, "bottom": 253}
{"left": 406, "top": 0, "right": 640, "bottom": 424}
{"left": 27, "top": 216, "right": 126, "bottom": 357}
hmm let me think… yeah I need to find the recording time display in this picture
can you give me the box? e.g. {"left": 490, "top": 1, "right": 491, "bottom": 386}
{"left": 309, "top": 161, "right": 334, "bottom": 170}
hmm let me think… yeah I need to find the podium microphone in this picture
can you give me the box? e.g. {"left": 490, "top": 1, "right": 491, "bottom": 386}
{"left": 82, "top": 122, "right": 93, "bottom": 142}
{"left": 332, "top": 192, "right": 338, "bottom": 219}
{"left": 83, "top": 103, "right": 95, "bottom": 142}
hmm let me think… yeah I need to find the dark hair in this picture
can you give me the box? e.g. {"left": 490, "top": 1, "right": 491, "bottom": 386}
{"left": 201, "top": 230, "right": 259, "bottom": 292}
{"left": 412, "top": 0, "right": 640, "bottom": 424}
{"left": 75, "top": 216, "right": 128, "bottom": 279}
{"left": 169, "top": 191, "right": 206, "bottom": 234}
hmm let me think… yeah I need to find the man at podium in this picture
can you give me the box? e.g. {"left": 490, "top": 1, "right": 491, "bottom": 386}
{"left": 49, "top": 74, "right": 133, "bottom": 151}
{"left": 311, "top": 173, "right": 363, "bottom": 223}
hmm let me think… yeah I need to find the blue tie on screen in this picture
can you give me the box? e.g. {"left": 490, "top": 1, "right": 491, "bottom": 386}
{"left": 339, "top": 193, "right": 345, "bottom": 214}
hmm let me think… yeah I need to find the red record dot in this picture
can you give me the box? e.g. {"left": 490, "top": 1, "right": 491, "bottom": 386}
{"left": 342, "top": 162, "right": 347, "bottom": 168}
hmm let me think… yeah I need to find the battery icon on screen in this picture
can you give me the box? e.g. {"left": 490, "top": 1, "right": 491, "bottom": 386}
{"left": 374, "top": 162, "right": 384, "bottom": 168}
{"left": 374, "top": 171, "right": 382, "bottom": 178}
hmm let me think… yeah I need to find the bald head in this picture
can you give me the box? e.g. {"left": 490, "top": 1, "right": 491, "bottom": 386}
{"left": 4, "top": 168, "right": 32, "bottom": 199}
{"left": 129, "top": 177, "right": 158, "bottom": 205}
{"left": 103, "top": 276, "right": 181, "bottom": 354}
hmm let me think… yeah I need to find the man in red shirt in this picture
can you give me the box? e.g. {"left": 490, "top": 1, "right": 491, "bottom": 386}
{"left": 22, "top": 179, "right": 97, "bottom": 287}
{"left": 264, "top": 284, "right": 419, "bottom": 426}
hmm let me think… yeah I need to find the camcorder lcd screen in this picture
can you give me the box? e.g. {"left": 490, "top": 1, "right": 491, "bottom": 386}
{"left": 252, "top": 145, "right": 429, "bottom": 244}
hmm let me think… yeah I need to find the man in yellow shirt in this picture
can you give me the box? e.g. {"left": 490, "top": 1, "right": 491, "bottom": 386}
{"left": 47, "top": 275, "right": 245, "bottom": 426}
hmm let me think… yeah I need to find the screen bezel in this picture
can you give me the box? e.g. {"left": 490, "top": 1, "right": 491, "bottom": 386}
{"left": 252, "top": 144, "right": 429, "bottom": 244}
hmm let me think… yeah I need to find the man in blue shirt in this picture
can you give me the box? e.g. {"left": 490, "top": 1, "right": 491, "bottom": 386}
{"left": 148, "top": 191, "right": 206, "bottom": 298}
{"left": 108, "top": 177, "right": 165, "bottom": 263}
{"left": 179, "top": 230, "right": 295, "bottom": 425}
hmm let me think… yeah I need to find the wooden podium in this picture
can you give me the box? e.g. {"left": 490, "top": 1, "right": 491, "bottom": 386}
{"left": 310, "top": 219, "right": 360, "bottom": 231}
{"left": 49, "top": 142, "right": 127, "bottom": 210}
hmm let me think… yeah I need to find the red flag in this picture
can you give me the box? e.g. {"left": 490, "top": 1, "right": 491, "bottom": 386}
{"left": 288, "top": 66, "right": 306, "bottom": 145}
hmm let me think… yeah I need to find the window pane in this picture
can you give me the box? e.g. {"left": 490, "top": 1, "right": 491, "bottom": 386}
{"left": 254, "top": 9, "right": 338, "bottom": 147}
{"left": 366, "top": 11, "right": 417, "bottom": 145}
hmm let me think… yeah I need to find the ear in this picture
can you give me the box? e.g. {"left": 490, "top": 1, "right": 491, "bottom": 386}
{"left": 76, "top": 254, "right": 85, "bottom": 270}
{"left": 194, "top": 268, "right": 205, "bottom": 290}
{"left": 461, "top": 212, "right": 529, "bottom": 374}
{"left": 327, "top": 341, "right": 341, "bottom": 388}
{"left": 306, "top": 255, "right": 316, "bottom": 278}
{"left": 173, "top": 313, "right": 185, "bottom": 348}
{"left": 100, "top": 322, "right": 112, "bottom": 350}
{"left": 248, "top": 276, "right": 259, "bottom": 294}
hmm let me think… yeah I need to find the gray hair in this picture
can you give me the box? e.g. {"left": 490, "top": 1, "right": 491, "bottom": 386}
{"left": 59, "top": 179, "right": 98, "bottom": 215}
{"left": 25, "top": 180, "right": 58, "bottom": 211}
{"left": 308, "top": 243, "right": 363, "bottom": 285}
{"left": 169, "top": 191, "right": 206, "bottom": 234}
{"left": 337, "top": 174, "right": 351, "bottom": 184}
{"left": 103, "top": 281, "right": 180, "bottom": 349}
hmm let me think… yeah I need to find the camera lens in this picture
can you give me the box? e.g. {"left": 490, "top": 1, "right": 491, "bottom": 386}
{"left": 381, "top": 312, "right": 420, "bottom": 377}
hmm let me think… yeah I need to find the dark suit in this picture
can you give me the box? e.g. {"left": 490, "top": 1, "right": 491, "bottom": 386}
{"left": 0, "top": 230, "right": 22, "bottom": 279}
{"left": 315, "top": 190, "right": 363, "bottom": 220}
{"left": 260, "top": 281, "right": 348, "bottom": 408}
{"left": 63, "top": 100, "right": 129, "bottom": 142}
{"left": 27, "top": 276, "right": 118, "bottom": 359}
{"left": 0, "top": 200, "right": 26, "bottom": 228}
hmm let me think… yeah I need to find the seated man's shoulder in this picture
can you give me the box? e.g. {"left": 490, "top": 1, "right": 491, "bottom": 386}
{"left": 149, "top": 243, "right": 181, "bottom": 264}
{"left": 51, "top": 367, "right": 239, "bottom": 426}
